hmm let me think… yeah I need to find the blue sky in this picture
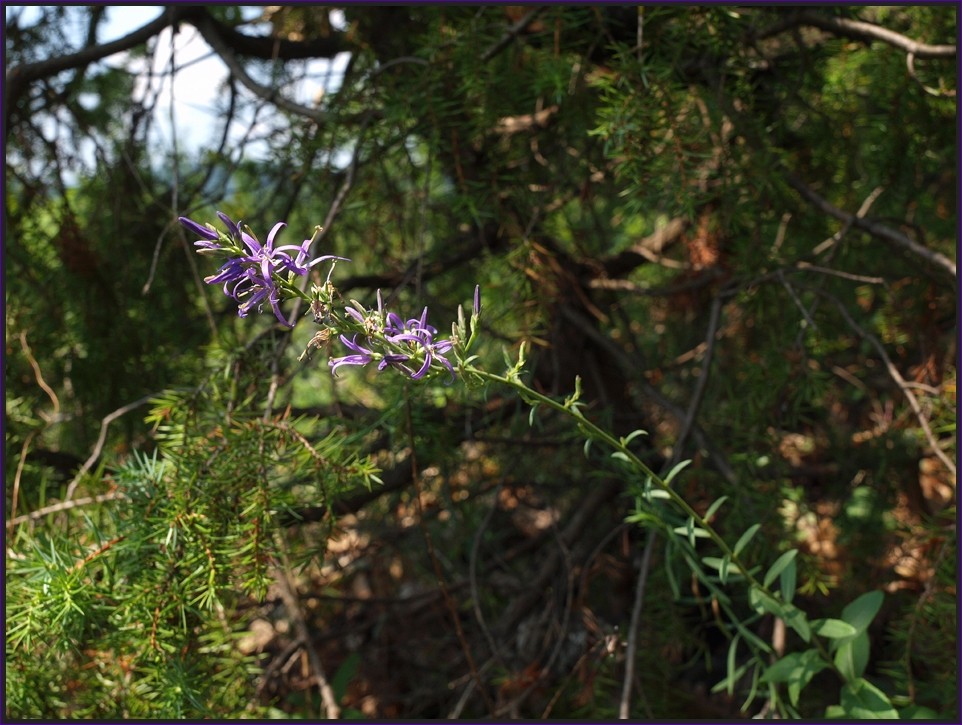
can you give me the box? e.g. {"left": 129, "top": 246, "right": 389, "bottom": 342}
{"left": 7, "top": 6, "right": 350, "bottom": 160}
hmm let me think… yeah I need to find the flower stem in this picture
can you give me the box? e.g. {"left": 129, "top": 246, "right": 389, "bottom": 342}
{"left": 471, "top": 368, "right": 763, "bottom": 591}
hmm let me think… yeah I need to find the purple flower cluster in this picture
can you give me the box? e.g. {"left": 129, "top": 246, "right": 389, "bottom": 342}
{"left": 331, "top": 298, "right": 455, "bottom": 382}
{"left": 185, "top": 211, "right": 481, "bottom": 384}
{"left": 179, "top": 212, "right": 346, "bottom": 327}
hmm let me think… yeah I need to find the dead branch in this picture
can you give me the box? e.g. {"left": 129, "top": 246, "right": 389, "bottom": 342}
{"left": 793, "top": 11, "right": 956, "bottom": 60}
{"left": 800, "top": 284, "right": 956, "bottom": 479}
{"left": 784, "top": 171, "right": 956, "bottom": 281}
{"left": 64, "top": 392, "right": 163, "bottom": 501}
{"left": 482, "top": 7, "right": 548, "bottom": 63}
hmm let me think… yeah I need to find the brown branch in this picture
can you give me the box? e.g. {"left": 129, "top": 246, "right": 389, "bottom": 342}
{"left": 784, "top": 172, "right": 956, "bottom": 281}
{"left": 800, "top": 284, "right": 956, "bottom": 478}
{"left": 192, "top": 14, "right": 329, "bottom": 125}
{"left": 5, "top": 6, "right": 180, "bottom": 130}
{"left": 481, "top": 7, "right": 548, "bottom": 63}
{"left": 209, "top": 13, "right": 347, "bottom": 61}
{"left": 64, "top": 392, "right": 163, "bottom": 501}
{"left": 7, "top": 491, "right": 128, "bottom": 528}
{"left": 792, "top": 11, "right": 956, "bottom": 60}
{"left": 271, "top": 538, "right": 341, "bottom": 719}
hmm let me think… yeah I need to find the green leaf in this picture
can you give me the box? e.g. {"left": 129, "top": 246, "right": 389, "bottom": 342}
{"left": 841, "top": 590, "right": 884, "bottom": 634}
{"left": 898, "top": 704, "right": 940, "bottom": 719}
{"left": 611, "top": 451, "right": 631, "bottom": 463}
{"left": 704, "top": 495, "right": 728, "bottom": 522}
{"left": 663, "top": 459, "right": 691, "bottom": 485}
{"left": 760, "top": 652, "right": 803, "bottom": 683}
{"left": 760, "top": 649, "right": 829, "bottom": 707}
{"left": 583, "top": 438, "right": 592, "bottom": 458}
{"left": 812, "top": 618, "right": 858, "bottom": 639}
{"left": 783, "top": 602, "right": 811, "bottom": 643}
{"left": 733, "top": 523, "right": 761, "bottom": 557}
{"left": 725, "top": 635, "right": 740, "bottom": 695}
{"left": 749, "top": 587, "right": 810, "bottom": 642}
{"left": 702, "top": 555, "right": 733, "bottom": 584}
{"left": 621, "top": 429, "right": 649, "bottom": 446}
{"left": 834, "top": 631, "right": 870, "bottom": 682}
{"left": 764, "top": 550, "right": 798, "bottom": 589}
{"left": 673, "top": 519, "right": 710, "bottom": 546}
{"left": 643, "top": 478, "right": 671, "bottom": 500}
{"left": 838, "top": 677, "right": 899, "bottom": 718}
{"left": 780, "top": 556, "right": 797, "bottom": 604}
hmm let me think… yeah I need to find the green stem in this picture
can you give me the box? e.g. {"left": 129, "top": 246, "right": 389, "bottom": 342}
{"left": 473, "top": 368, "right": 761, "bottom": 588}
{"left": 473, "top": 365, "right": 841, "bottom": 673}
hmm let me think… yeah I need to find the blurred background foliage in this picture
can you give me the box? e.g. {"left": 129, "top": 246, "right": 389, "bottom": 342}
{"left": 4, "top": 4, "right": 956, "bottom": 719}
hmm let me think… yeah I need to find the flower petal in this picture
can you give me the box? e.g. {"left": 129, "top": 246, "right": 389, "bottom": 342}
{"left": 179, "top": 216, "right": 219, "bottom": 240}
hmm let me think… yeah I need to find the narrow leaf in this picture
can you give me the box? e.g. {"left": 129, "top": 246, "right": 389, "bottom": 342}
{"left": 780, "top": 557, "right": 797, "bottom": 603}
{"left": 764, "top": 550, "right": 798, "bottom": 589}
{"left": 733, "top": 523, "right": 761, "bottom": 557}
{"left": 663, "top": 459, "right": 692, "bottom": 485}
{"left": 704, "top": 495, "right": 729, "bottom": 522}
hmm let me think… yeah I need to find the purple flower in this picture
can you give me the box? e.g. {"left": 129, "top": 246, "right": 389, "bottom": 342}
{"left": 180, "top": 213, "right": 349, "bottom": 327}
{"left": 330, "top": 301, "right": 456, "bottom": 382}
{"left": 329, "top": 334, "right": 410, "bottom": 376}
{"left": 383, "top": 307, "right": 455, "bottom": 381}
{"left": 179, "top": 216, "right": 219, "bottom": 242}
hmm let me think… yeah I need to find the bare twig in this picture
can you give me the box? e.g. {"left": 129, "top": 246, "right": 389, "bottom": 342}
{"left": 675, "top": 294, "right": 725, "bottom": 459}
{"left": 906, "top": 51, "right": 955, "bottom": 97}
{"left": 9, "top": 432, "right": 38, "bottom": 529}
{"left": 194, "top": 15, "right": 329, "bottom": 125}
{"left": 810, "top": 185, "right": 886, "bottom": 257}
{"left": 469, "top": 481, "right": 509, "bottom": 669}
{"left": 785, "top": 173, "right": 956, "bottom": 280}
{"left": 618, "top": 531, "right": 656, "bottom": 719}
{"left": 794, "top": 262, "right": 886, "bottom": 285}
{"left": 7, "top": 491, "right": 128, "bottom": 528}
{"left": 5, "top": 7, "right": 180, "bottom": 132}
{"left": 800, "top": 284, "right": 956, "bottom": 478}
{"left": 481, "top": 7, "right": 548, "bottom": 63}
{"left": 404, "top": 394, "right": 496, "bottom": 715}
{"left": 792, "top": 11, "right": 956, "bottom": 60}
{"left": 271, "top": 535, "right": 341, "bottom": 719}
{"left": 64, "top": 392, "right": 162, "bottom": 500}
{"left": 19, "top": 332, "right": 60, "bottom": 415}
{"left": 778, "top": 271, "right": 819, "bottom": 331}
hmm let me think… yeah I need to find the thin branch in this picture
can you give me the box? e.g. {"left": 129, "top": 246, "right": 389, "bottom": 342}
{"left": 778, "top": 270, "right": 819, "bottom": 331}
{"left": 618, "top": 531, "right": 656, "bottom": 719}
{"left": 403, "top": 394, "right": 496, "bottom": 715}
{"left": 469, "top": 482, "right": 509, "bottom": 670}
{"left": 64, "top": 392, "right": 163, "bottom": 500}
{"left": 792, "top": 11, "right": 956, "bottom": 60}
{"left": 194, "top": 14, "right": 329, "bottom": 125}
{"left": 674, "top": 294, "right": 725, "bottom": 460}
{"left": 270, "top": 542, "right": 341, "bottom": 719}
{"left": 7, "top": 491, "right": 128, "bottom": 528}
{"left": 481, "top": 7, "right": 547, "bottom": 63}
{"left": 5, "top": 7, "right": 179, "bottom": 129}
{"left": 784, "top": 172, "right": 956, "bottom": 281}
{"left": 801, "top": 284, "right": 956, "bottom": 478}
{"left": 794, "top": 262, "right": 886, "bottom": 285}
{"left": 9, "top": 432, "right": 38, "bottom": 529}
{"left": 19, "top": 331, "right": 60, "bottom": 416}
